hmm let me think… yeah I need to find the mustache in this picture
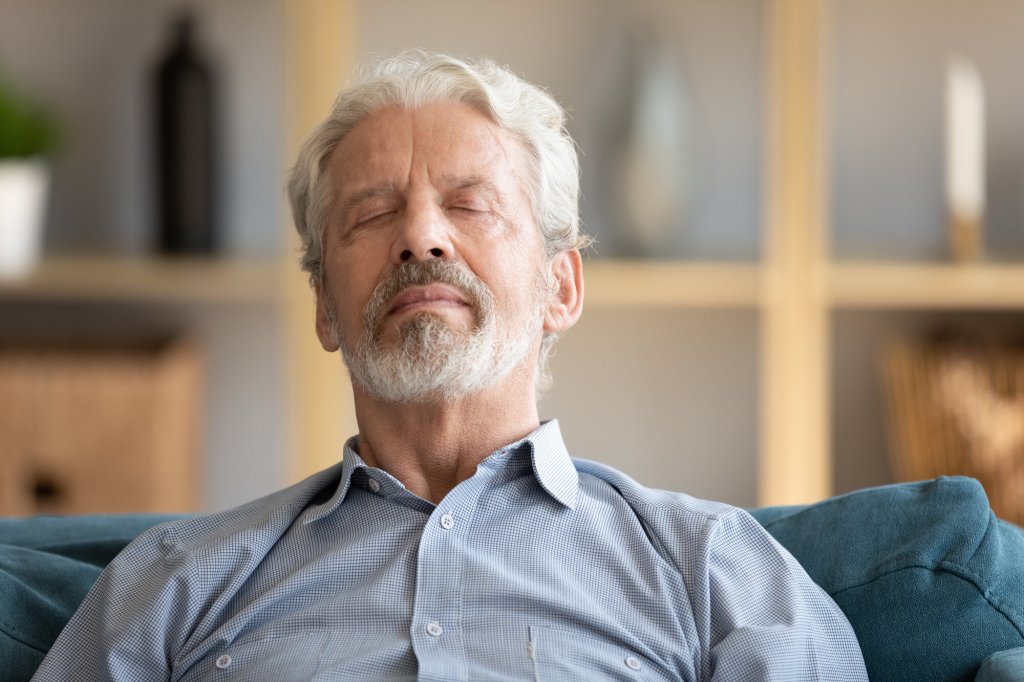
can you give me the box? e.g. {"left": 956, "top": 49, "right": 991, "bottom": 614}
{"left": 363, "top": 261, "right": 492, "bottom": 337}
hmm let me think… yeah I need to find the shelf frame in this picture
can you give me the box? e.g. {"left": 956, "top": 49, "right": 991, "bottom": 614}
{"left": 829, "top": 263, "right": 1024, "bottom": 309}
{"left": 284, "top": 0, "right": 359, "bottom": 482}
{"left": 0, "top": 256, "right": 283, "bottom": 305}
{"left": 759, "top": 0, "right": 832, "bottom": 505}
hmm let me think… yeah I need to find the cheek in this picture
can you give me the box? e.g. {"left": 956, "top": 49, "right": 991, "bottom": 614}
{"left": 324, "top": 270, "right": 373, "bottom": 336}
{"left": 495, "top": 265, "right": 548, "bottom": 319}
{"left": 332, "top": 243, "right": 387, "bottom": 299}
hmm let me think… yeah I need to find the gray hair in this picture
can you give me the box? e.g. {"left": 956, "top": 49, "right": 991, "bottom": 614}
{"left": 286, "top": 50, "right": 589, "bottom": 396}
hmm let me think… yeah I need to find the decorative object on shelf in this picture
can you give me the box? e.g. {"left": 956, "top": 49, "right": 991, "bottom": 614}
{"left": 883, "top": 338, "right": 1024, "bottom": 525}
{"left": 154, "top": 11, "right": 219, "bottom": 254}
{"left": 945, "top": 55, "right": 985, "bottom": 263}
{"left": 605, "top": 29, "right": 706, "bottom": 258}
{"left": 0, "top": 73, "right": 58, "bottom": 278}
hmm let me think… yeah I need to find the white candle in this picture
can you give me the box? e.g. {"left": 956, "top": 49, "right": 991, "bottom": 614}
{"left": 945, "top": 55, "right": 985, "bottom": 260}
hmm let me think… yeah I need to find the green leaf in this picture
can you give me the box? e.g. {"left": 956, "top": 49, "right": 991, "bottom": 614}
{"left": 0, "top": 76, "right": 59, "bottom": 158}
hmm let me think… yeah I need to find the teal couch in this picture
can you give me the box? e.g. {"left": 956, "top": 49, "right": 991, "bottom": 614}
{"left": 3, "top": 477, "right": 1023, "bottom": 680}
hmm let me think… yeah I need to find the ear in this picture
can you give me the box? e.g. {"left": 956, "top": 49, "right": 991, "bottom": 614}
{"left": 543, "top": 248, "right": 584, "bottom": 334}
{"left": 313, "top": 281, "right": 341, "bottom": 353}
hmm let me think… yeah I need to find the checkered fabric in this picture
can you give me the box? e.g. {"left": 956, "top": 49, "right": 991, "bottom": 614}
{"left": 32, "top": 421, "right": 866, "bottom": 681}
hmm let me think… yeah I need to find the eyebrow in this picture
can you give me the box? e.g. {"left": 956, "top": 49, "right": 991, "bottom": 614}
{"left": 337, "top": 184, "right": 398, "bottom": 226}
{"left": 443, "top": 175, "right": 506, "bottom": 205}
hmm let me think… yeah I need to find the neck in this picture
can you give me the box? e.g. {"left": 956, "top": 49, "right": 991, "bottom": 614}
{"left": 351, "top": 365, "right": 540, "bottom": 504}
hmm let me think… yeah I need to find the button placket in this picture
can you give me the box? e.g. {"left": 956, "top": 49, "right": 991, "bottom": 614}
{"left": 409, "top": 474, "right": 496, "bottom": 679}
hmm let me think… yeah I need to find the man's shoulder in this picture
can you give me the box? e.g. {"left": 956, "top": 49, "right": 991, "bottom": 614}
{"left": 133, "top": 462, "right": 345, "bottom": 557}
{"left": 570, "top": 457, "right": 767, "bottom": 561}
{"left": 572, "top": 456, "right": 740, "bottom": 520}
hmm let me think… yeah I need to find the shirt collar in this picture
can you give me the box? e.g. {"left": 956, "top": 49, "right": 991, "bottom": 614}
{"left": 304, "top": 419, "right": 578, "bottom": 523}
{"left": 521, "top": 419, "right": 578, "bottom": 509}
{"left": 302, "top": 435, "right": 364, "bottom": 525}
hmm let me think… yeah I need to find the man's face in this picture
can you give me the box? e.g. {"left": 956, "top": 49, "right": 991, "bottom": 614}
{"left": 315, "top": 101, "right": 551, "bottom": 402}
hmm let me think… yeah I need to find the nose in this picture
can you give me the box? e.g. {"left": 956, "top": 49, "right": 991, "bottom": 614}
{"left": 390, "top": 198, "right": 454, "bottom": 265}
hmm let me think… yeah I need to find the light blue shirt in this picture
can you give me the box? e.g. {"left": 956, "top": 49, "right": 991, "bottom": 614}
{"left": 33, "top": 421, "right": 866, "bottom": 681}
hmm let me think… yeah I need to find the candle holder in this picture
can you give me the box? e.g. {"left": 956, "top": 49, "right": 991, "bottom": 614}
{"left": 949, "top": 212, "right": 983, "bottom": 262}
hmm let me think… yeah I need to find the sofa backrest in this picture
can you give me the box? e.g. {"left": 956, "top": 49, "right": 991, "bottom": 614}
{"left": 3, "top": 479, "right": 1023, "bottom": 681}
{"left": 750, "top": 476, "right": 1024, "bottom": 682}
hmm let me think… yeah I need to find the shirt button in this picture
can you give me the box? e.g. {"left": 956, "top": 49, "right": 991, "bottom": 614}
{"left": 426, "top": 621, "right": 443, "bottom": 637}
{"left": 215, "top": 654, "right": 232, "bottom": 669}
{"left": 440, "top": 513, "right": 454, "bottom": 530}
{"left": 367, "top": 478, "right": 380, "bottom": 493}
{"left": 625, "top": 656, "right": 642, "bottom": 671}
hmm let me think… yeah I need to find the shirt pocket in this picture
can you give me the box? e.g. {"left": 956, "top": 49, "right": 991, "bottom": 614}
{"left": 528, "top": 626, "right": 664, "bottom": 681}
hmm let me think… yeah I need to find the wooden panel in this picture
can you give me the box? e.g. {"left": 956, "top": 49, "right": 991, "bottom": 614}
{"left": 759, "top": 0, "right": 832, "bottom": 505}
{"left": 830, "top": 263, "right": 1024, "bottom": 309}
{"left": 0, "top": 339, "right": 200, "bottom": 515}
{"left": 283, "top": 0, "right": 359, "bottom": 482}
{"left": 0, "top": 256, "right": 281, "bottom": 304}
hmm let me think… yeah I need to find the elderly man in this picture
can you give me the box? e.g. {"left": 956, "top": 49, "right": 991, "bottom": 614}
{"left": 33, "top": 52, "right": 866, "bottom": 680}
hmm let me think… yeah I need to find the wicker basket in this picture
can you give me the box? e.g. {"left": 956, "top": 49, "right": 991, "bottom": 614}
{"left": 883, "top": 339, "right": 1024, "bottom": 525}
{"left": 0, "top": 337, "right": 201, "bottom": 516}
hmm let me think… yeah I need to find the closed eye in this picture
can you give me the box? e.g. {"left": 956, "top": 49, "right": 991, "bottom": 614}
{"left": 446, "top": 200, "right": 494, "bottom": 216}
{"left": 355, "top": 210, "right": 397, "bottom": 227}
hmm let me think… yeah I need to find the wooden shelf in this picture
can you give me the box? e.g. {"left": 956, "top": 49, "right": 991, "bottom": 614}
{"left": 0, "top": 256, "right": 284, "bottom": 305}
{"left": 15, "top": 257, "right": 1024, "bottom": 313}
{"left": 583, "top": 260, "right": 762, "bottom": 308}
{"left": 829, "top": 262, "right": 1024, "bottom": 309}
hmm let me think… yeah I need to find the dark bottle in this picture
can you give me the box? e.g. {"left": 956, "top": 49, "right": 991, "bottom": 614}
{"left": 155, "top": 13, "right": 218, "bottom": 254}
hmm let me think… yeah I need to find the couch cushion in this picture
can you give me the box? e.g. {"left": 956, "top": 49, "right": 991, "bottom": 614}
{"left": 0, "top": 514, "right": 183, "bottom": 680}
{"left": 750, "top": 477, "right": 1024, "bottom": 682}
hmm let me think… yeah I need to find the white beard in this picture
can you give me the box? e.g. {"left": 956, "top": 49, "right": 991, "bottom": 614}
{"left": 327, "top": 260, "right": 544, "bottom": 404}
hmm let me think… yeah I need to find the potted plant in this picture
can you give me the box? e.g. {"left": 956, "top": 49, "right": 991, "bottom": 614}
{"left": 0, "top": 74, "right": 58, "bottom": 277}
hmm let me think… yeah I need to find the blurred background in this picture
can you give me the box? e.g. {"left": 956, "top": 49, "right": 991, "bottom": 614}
{"left": 2, "top": 0, "right": 1024, "bottom": 520}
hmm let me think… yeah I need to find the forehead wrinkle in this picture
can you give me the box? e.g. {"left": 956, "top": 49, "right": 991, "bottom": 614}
{"left": 330, "top": 106, "right": 413, "bottom": 198}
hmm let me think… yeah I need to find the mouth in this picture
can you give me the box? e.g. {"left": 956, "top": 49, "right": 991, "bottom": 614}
{"left": 387, "top": 284, "right": 471, "bottom": 318}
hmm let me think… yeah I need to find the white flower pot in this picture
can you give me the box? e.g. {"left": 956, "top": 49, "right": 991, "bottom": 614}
{"left": 0, "top": 158, "right": 50, "bottom": 277}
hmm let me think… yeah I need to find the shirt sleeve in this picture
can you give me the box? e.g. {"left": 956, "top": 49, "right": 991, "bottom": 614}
{"left": 30, "top": 524, "right": 197, "bottom": 681}
{"left": 695, "top": 508, "right": 868, "bottom": 681}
